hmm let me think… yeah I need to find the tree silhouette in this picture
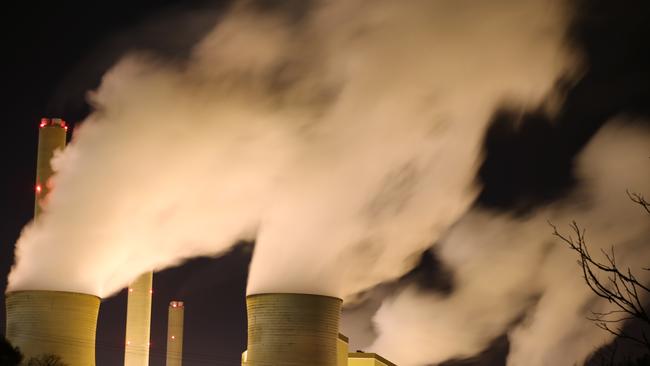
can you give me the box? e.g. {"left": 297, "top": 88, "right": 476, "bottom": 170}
{"left": 0, "top": 337, "right": 23, "bottom": 366}
{"left": 551, "top": 190, "right": 650, "bottom": 364}
{"left": 26, "top": 354, "right": 68, "bottom": 366}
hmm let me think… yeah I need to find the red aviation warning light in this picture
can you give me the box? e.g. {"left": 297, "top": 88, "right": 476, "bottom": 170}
{"left": 39, "top": 118, "right": 68, "bottom": 131}
{"left": 35, "top": 184, "right": 42, "bottom": 194}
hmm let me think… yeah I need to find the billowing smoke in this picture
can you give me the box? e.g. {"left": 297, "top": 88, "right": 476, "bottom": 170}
{"left": 8, "top": 0, "right": 572, "bottom": 300}
{"left": 365, "top": 121, "right": 650, "bottom": 365}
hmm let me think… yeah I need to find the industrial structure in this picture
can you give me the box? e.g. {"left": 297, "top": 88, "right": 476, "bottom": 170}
{"left": 241, "top": 293, "right": 397, "bottom": 366}
{"left": 338, "top": 333, "right": 349, "bottom": 366}
{"left": 348, "top": 352, "right": 397, "bottom": 366}
{"left": 243, "top": 293, "right": 342, "bottom": 365}
{"left": 166, "top": 301, "right": 185, "bottom": 366}
{"left": 4, "top": 118, "right": 399, "bottom": 366}
{"left": 5, "top": 119, "right": 102, "bottom": 364}
{"left": 5, "top": 290, "right": 100, "bottom": 364}
{"left": 34, "top": 118, "right": 67, "bottom": 215}
{"left": 125, "top": 272, "right": 154, "bottom": 366}
{"left": 337, "top": 334, "right": 396, "bottom": 366}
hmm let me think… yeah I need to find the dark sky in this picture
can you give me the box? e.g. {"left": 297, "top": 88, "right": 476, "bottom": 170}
{"left": 1, "top": 1, "right": 649, "bottom": 365}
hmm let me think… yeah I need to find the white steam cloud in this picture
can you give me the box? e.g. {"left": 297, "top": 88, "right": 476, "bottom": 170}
{"left": 17, "top": 1, "right": 635, "bottom": 365}
{"left": 366, "top": 121, "right": 650, "bottom": 365}
{"left": 8, "top": 0, "right": 571, "bottom": 300}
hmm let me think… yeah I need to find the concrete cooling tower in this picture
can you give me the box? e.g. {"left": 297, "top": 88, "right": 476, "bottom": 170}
{"left": 243, "top": 293, "right": 342, "bottom": 366}
{"left": 5, "top": 290, "right": 100, "bottom": 364}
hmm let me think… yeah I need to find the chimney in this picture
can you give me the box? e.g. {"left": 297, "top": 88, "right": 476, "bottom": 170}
{"left": 166, "top": 301, "right": 184, "bottom": 366}
{"left": 34, "top": 118, "right": 67, "bottom": 216}
{"left": 124, "top": 272, "right": 154, "bottom": 366}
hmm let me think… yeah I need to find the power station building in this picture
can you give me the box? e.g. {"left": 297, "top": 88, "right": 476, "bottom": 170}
{"left": 338, "top": 333, "right": 397, "bottom": 366}
{"left": 348, "top": 352, "right": 397, "bottom": 366}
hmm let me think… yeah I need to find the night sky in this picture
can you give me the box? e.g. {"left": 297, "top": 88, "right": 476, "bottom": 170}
{"left": 1, "top": 1, "right": 649, "bottom": 365}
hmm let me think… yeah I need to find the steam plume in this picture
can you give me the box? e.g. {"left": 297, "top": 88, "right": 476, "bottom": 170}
{"left": 367, "top": 121, "right": 650, "bottom": 365}
{"left": 9, "top": 0, "right": 570, "bottom": 306}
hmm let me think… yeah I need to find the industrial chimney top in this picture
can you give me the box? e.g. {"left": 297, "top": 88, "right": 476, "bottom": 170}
{"left": 39, "top": 117, "right": 67, "bottom": 130}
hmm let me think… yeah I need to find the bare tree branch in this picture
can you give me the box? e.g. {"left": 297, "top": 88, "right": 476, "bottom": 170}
{"left": 549, "top": 191, "right": 650, "bottom": 354}
{"left": 627, "top": 190, "right": 650, "bottom": 215}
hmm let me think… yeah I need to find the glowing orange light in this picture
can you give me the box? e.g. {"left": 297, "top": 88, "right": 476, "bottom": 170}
{"left": 149, "top": 289, "right": 153, "bottom": 294}
{"left": 171, "top": 335, "right": 175, "bottom": 340}
{"left": 35, "top": 184, "right": 42, "bottom": 194}
{"left": 126, "top": 340, "right": 131, "bottom": 345}
{"left": 39, "top": 118, "right": 48, "bottom": 128}
{"left": 128, "top": 288, "right": 133, "bottom": 293}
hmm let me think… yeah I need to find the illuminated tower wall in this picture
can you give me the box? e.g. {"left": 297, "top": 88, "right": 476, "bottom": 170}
{"left": 337, "top": 333, "right": 349, "bottom": 366}
{"left": 243, "top": 293, "right": 342, "bottom": 366}
{"left": 5, "top": 291, "right": 100, "bottom": 364}
{"left": 34, "top": 117, "right": 67, "bottom": 216}
{"left": 124, "top": 272, "right": 153, "bottom": 366}
{"left": 166, "top": 301, "right": 184, "bottom": 366}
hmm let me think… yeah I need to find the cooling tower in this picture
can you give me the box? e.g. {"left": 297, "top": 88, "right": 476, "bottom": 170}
{"left": 125, "top": 272, "right": 153, "bottom": 366}
{"left": 5, "top": 290, "right": 100, "bottom": 365}
{"left": 244, "top": 293, "right": 342, "bottom": 366}
{"left": 35, "top": 117, "right": 67, "bottom": 216}
{"left": 166, "top": 301, "right": 184, "bottom": 366}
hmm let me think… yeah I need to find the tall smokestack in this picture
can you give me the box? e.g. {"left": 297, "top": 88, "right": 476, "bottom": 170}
{"left": 243, "top": 293, "right": 342, "bottom": 366}
{"left": 4, "top": 119, "right": 99, "bottom": 365}
{"left": 5, "top": 291, "right": 100, "bottom": 364}
{"left": 166, "top": 301, "right": 184, "bottom": 366}
{"left": 34, "top": 117, "right": 67, "bottom": 217}
{"left": 124, "top": 272, "right": 153, "bottom": 366}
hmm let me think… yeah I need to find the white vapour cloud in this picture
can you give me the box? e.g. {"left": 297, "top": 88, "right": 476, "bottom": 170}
{"left": 368, "top": 121, "right": 650, "bottom": 366}
{"left": 8, "top": 0, "right": 570, "bottom": 302}
{"left": 246, "top": 0, "right": 573, "bottom": 298}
